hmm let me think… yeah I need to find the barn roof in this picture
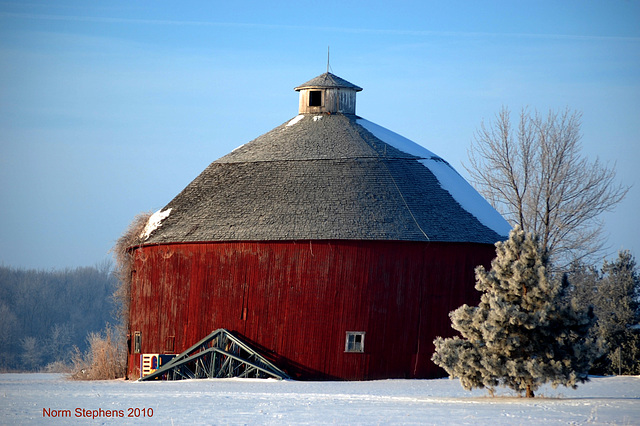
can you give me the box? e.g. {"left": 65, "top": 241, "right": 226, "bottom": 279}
{"left": 143, "top": 110, "right": 510, "bottom": 245}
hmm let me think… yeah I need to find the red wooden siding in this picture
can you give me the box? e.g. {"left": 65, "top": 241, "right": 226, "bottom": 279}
{"left": 127, "top": 240, "right": 495, "bottom": 380}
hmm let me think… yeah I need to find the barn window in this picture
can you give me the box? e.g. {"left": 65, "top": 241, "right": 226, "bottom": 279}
{"left": 134, "top": 331, "right": 141, "bottom": 354}
{"left": 345, "top": 332, "right": 365, "bottom": 353}
{"left": 309, "top": 90, "right": 322, "bottom": 107}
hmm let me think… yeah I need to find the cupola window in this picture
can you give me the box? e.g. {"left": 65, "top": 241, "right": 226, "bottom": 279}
{"left": 309, "top": 90, "right": 322, "bottom": 107}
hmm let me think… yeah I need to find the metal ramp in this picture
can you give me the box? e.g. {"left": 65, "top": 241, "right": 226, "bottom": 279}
{"left": 138, "top": 329, "right": 289, "bottom": 381}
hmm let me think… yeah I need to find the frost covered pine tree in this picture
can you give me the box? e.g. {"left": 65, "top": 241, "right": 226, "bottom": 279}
{"left": 571, "top": 250, "right": 640, "bottom": 375}
{"left": 432, "top": 227, "right": 599, "bottom": 397}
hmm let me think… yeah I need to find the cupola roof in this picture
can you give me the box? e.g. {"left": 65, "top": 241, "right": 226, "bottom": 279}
{"left": 294, "top": 72, "right": 362, "bottom": 92}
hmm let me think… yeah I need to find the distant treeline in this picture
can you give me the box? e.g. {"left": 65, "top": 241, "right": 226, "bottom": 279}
{"left": 0, "top": 263, "right": 118, "bottom": 371}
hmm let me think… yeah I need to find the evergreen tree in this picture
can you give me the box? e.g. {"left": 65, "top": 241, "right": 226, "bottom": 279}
{"left": 571, "top": 251, "right": 640, "bottom": 375}
{"left": 596, "top": 251, "right": 640, "bottom": 374}
{"left": 432, "top": 227, "right": 600, "bottom": 397}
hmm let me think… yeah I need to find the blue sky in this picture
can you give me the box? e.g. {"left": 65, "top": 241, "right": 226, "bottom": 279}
{"left": 1, "top": 1, "right": 638, "bottom": 269}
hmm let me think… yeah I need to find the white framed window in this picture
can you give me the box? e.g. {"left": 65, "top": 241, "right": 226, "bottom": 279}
{"left": 345, "top": 331, "right": 365, "bottom": 353}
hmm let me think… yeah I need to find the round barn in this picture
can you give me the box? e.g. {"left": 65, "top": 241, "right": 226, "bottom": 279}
{"left": 127, "top": 72, "right": 511, "bottom": 380}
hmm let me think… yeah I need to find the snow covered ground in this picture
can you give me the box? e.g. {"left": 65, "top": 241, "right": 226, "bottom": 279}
{"left": 1, "top": 374, "right": 639, "bottom": 425}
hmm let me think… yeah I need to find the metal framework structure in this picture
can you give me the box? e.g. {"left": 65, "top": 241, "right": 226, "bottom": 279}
{"left": 138, "top": 329, "right": 290, "bottom": 381}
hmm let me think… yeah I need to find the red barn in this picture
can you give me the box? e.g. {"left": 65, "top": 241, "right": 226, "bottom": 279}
{"left": 127, "top": 72, "right": 510, "bottom": 380}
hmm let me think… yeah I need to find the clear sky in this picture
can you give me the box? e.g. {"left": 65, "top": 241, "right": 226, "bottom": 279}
{"left": 1, "top": 1, "right": 638, "bottom": 269}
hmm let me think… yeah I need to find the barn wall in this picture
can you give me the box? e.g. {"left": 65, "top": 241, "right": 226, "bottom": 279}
{"left": 127, "top": 240, "right": 494, "bottom": 380}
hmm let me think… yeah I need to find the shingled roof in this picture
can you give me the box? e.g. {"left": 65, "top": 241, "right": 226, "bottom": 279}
{"left": 294, "top": 72, "right": 363, "bottom": 92}
{"left": 143, "top": 111, "right": 510, "bottom": 245}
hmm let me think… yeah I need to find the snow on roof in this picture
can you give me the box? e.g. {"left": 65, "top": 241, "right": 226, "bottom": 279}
{"left": 420, "top": 158, "right": 512, "bottom": 237}
{"left": 356, "top": 119, "right": 439, "bottom": 159}
{"left": 140, "top": 208, "right": 172, "bottom": 240}
{"left": 356, "top": 118, "right": 512, "bottom": 237}
{"left": 286, "top": 115, "right": 304, "bottom": 127}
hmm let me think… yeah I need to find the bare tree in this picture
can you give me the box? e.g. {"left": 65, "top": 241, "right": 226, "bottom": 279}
{"left": 466, "top": 107, "right": 628, "bottom": 267}
{"left": 47, "top": 323, "right": 74, "bottom": 363}
{"left": 111, "top": 211, "right": 152, "bottom": 333}
{"left": 20, "top": 336, "right": 41, "bottom": 370}
{"left": 0, "top": 265, "right": 118, "bottom": 371}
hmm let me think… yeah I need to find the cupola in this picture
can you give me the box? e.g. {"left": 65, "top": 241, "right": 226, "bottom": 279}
{"left": 294, "top": 72, "right": 363, "bottom": 115}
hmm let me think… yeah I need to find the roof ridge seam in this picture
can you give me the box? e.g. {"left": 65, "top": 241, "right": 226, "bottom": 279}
{"left": 348, "top": 119, "right": 431, "bottom": 241}
{"left": 215, "top": 156, "right": 427, "bottom": 165}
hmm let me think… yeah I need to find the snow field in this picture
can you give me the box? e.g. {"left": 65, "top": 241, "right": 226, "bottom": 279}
{"left": 1, "top": 374, "right": 639, "bottom": 425}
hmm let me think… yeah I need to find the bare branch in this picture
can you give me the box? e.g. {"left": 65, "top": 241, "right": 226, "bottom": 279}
{"left": 464, "top": 107, "right": 629, "bottom": 269}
